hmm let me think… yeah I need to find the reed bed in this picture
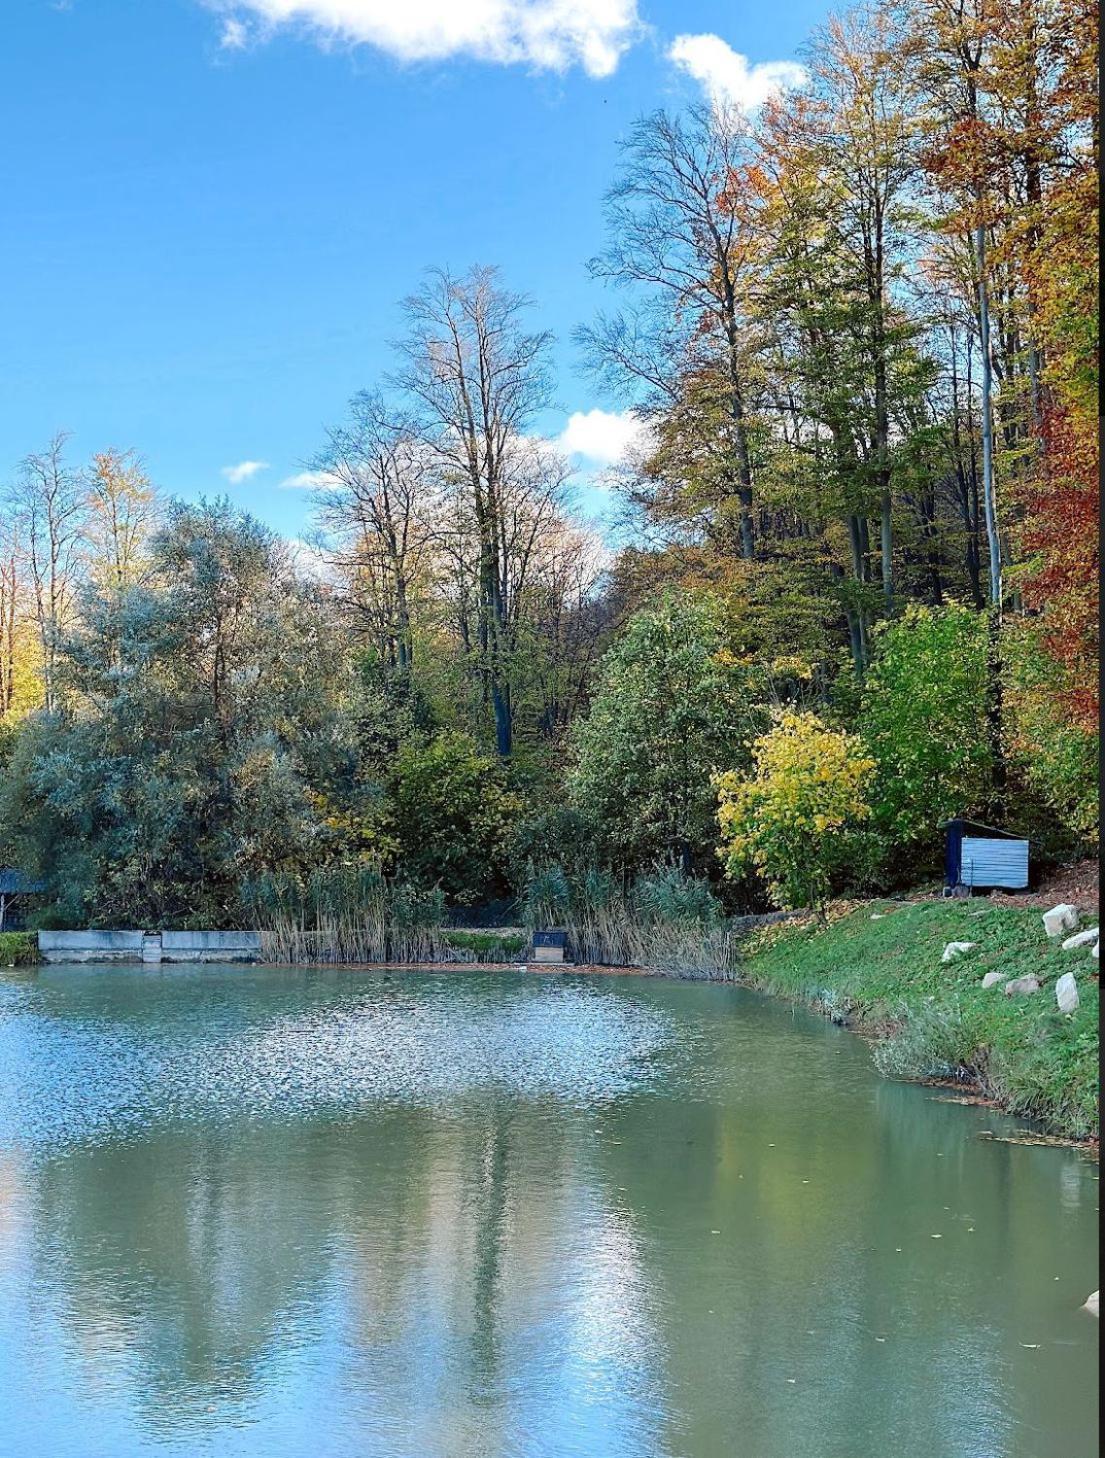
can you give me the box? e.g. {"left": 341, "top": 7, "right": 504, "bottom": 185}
{"left": 244, "top": 866, "right": 448, "bottom": 965}
{"left": 521, "top": 863, "right": 738, "bottom": 978}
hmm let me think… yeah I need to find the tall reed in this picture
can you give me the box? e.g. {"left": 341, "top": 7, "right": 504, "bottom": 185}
{"left": 243, "top": 865, "right": 447, "bottom": 964}
{"left": 520, "top": 861, "right": 737, "bottom": 977}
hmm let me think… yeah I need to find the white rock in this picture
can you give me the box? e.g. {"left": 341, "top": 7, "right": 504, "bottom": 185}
{"left": 1091, "top": 940, "right": 1099, "bottom": 960}
{"left": 981, "top": 972, "right": 1004, "bottom": 989}
{"left": 1004, "top": 975, "right": 1040, "bottom": 997}
{"left": 942, "top": 941, "right": 978, "bottom": 963}
{"left": 1043, "top": 904, "right": 1079, "bottom": 937}
{"left": 1055, "top": 972, "right": 1079, "bottom": 1015}
{"left": 1061, "top": 926, "right": 1098, "bottom": 951}
{"left": 1083, "top": 1290, "right": 1099, "bottom": 1318}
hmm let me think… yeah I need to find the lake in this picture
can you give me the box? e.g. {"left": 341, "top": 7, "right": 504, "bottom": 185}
{"left": 0, "top": 965, "right": 1098, "bottom": 1458}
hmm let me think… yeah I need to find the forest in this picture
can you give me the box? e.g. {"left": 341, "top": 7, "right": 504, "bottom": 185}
{"left": 0, "top": 0, "right": 1097, "bottom": 947}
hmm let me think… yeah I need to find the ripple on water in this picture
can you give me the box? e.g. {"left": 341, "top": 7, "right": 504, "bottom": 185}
{"left": 0, "top": 975, "right": 674, "bottom": 1154}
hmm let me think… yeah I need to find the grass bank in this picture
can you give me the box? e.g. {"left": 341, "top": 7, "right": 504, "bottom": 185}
{"left": 738, "top": 901, "right": 1099, "bottom": 1140}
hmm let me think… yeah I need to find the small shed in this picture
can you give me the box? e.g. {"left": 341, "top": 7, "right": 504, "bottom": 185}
{"left": 532, "top": 929, "right": 568, "bottom": 965}
{"left": 943, "top": 819, "right": 1029, "bottom": 893}
{"left": 0, "top": 868, "right": 47, "bottom": 931}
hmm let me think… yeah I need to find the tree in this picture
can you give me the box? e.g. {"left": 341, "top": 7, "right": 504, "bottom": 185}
{"left": 859, "top": 602, "right": 992, "bottom": 856}
{"left": 716, "top": 709, "right": 876, "bottom": 911}
{"left": 86, "top": 447, "right": 159, "bottom": 595}
{"left": 7, "top": 433, "right": 87, "bottom": 711}
{"left": 312, "top": 392, "right": 431, "bottom": 675}
{"left": 580, "top": 105, "right": 765, "bottom": 560}
{"left": 1, "top": 500, "right": 361, "bottom": 926}
{"left": 568, "top": 593, "right": 761, "bottom": 870}
{"left": 394, "top": 266, "right": 567, "bottom": 757}
{"left": 388, "top": 731, "right": 523, "bottom": 904}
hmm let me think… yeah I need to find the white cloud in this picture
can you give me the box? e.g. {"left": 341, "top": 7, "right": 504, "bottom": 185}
{"left": 668, "top": 34, "right": 806, "bottom": 112}
{"left": 221, "top": 459, "right": 269, "bottom": 484}
{"left": 279, "top": 469, "right": 335, "bottom": 490}
{"left": 558, "top": 408, "right": 646, "bottom": 466}
{"left": 219, "top": 17, "right": 249, "bottom": 48}
{"left": 206, "top": 1, "right": 641, "bottom": 77}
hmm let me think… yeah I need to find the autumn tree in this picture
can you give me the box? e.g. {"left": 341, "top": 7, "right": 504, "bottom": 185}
{"left": 7, "top": 434, "right": 87, "bottom": 711}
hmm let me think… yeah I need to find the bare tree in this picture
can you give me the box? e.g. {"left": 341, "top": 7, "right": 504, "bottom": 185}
{"left": 313, "top": 392, "right": 431, "bottom": 674}
{"left": 10, "top": 433, "right": 87, "bottom": 711}
{"left": 394, "top": 266, "right": 562, "bottom": 756}
{"left": 0, "top": 516, "right": 24, "bottom": 717}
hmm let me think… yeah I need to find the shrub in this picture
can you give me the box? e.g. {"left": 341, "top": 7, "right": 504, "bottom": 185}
{"left": 715, "top": 709, "right": 876, "bottom": 911}
{"left": 440, "top": 930, "right": 527, "bottom": 961}
{"left": 0, "top": 932, "right": 39, "bottom": 966}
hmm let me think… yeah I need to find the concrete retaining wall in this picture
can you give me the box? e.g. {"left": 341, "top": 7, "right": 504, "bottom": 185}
{"left": 38, "top": 930, "right": 262, "bottom": 964}
{"left": 39, "top": 930, "right": 145, "bottom": 963}
{"left": 161, "top": 931, "right": 261, "bottom": 962}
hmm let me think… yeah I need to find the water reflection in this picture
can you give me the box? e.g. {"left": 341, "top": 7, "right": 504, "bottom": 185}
{"left": 0, "top": 967, "right": 1098, "bottom": 1458}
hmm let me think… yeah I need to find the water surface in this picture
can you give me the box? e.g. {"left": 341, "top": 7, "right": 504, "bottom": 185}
{"left": 0, "top": 965, "right": 1098, "bottom": 1458}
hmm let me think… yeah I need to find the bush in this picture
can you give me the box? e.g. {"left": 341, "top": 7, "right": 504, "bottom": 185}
{"left": 440, "top": 929, "right": 527, "bottom": 961}
{"left": 715, "top": 709, "right": 876, "bottom": 911}
{"left": 0, "top": 932, "right": 39, "bottom": 966}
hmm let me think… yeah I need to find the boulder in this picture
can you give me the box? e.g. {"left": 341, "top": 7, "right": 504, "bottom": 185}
{"left": 1061, "top": 926, "right": 1098, "bottom": 951}
{"left": 1055, "top": 972, "right": 1080, "bottom": 1015}
{"left": 1004, "top": 975, "right": 1040, "bottom": 998}
{"left": 942, "top": 941, "right": 978, "bottom": 963}
{"left": 1091, "top": 940, "right": 1099, "bottom": 961}
{"left": 1083, "top": 1290, "right": 1099, "bottom": 1318}
{"left": 981, "top": 971, "right": 1004, "bottom": 989}
{"left": 1042, "top": 904, "right": 1079, "bottom": 938}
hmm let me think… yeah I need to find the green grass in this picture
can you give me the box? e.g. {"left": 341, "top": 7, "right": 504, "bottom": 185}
{"left": 440, "top": 929, "right": 528, "bottom": 961}
{"left": 0, "top": 931, "right": 39, "bottom": 966}
{"left": 740, "top": 901, "right": 1100, "bottom": 1140}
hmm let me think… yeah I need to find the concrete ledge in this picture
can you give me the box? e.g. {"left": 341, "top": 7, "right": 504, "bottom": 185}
{"left": 162, "top": 931, "right": 261, "bottom": 962}
{"left": 39, "top": 930, "right": 145, "bottom": 963}
{"left": 38, "top": 930, "right": 262, "bottom": 964}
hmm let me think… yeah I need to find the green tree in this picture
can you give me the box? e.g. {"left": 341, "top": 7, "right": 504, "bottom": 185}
{"left": 859, "top": 603, "right": 991, "bottom": 855}
{"left": 389, "top": 731, "right": 523, "bottom": 904}
{"left": 568, "top": 594, "right": 761, "bottom": 871}
{"left": 1, "top": 500, "right": 365, "bottom": 926}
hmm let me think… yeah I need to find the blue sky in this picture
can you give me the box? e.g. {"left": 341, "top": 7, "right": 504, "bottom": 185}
{"left": 2, "top": 0, "right": 829, "bottom": 538}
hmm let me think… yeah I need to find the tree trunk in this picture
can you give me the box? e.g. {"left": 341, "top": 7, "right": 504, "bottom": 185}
{"left": 975, "top": 224, "right": 1002, "bottom": 609}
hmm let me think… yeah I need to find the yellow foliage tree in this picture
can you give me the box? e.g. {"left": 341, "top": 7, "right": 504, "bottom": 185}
{"left": 715, "top": 709, "right": 876, "bottom": 911}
